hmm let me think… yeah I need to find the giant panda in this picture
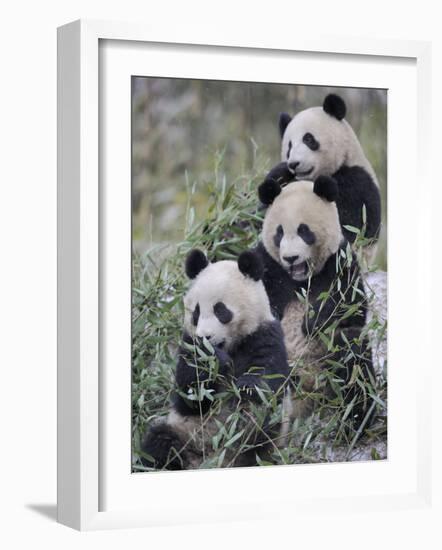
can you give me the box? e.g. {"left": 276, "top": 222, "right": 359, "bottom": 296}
{"left": 141, "top": 249, "right": 290, "bottom": 470}
{"left": 255, "top": 176, "right": 376, "bottom": 431}
{"left": 259, "top": 94, "right": 382, "bottom": 266}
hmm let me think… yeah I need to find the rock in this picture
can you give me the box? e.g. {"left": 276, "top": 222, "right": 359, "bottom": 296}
{"left": 364, "top": 271, "right": 388, "bottom": 377}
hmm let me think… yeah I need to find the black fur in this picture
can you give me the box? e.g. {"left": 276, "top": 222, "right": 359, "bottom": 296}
{"left": 303, "top": 132, "right": 319, "bottom": 151}
{"left": 323, "top": 94, "right": 346, "bottom": 120}
{"left": 213, "top": 301, "right": 233, "bottom": 324}
{"left": 297, "top": 223, "right": 316, "bottom": 245}
{"left": 260, "top": 164, "right": 381, "bottom": 242}
{"left": 333, "top": 165, "right": 381, "bottom": 242}
{"left": 256, "top": 242, "right": 300, "bottom": 320}
{"left": 230, "top": 320, "right": 289, "bottom": 395}
{"left": 314, "top": 175, "right": 339, "bottom": 202}
{"left": 192, "top": 303, "right": 200, "bottom": 326}
{"left": 174, "top": 321, "right": 289, "bottom": 412}
{"left": 301, "top": 247, "right": 367, "bottom": 336}
{"left": 258, "top": 163, "right": 289, "bottom": 204}
{"left": 256, "top": 242, "right": 367, "bottom": 330}
{"left": 273, "top": 224, "right": 284, "bottom": 248}
{"left": 144, "top": 319, "right": 290, "bottom": 469}
{"left": 185, "top": 249, "right": 209, "bottom": 279}
{"left": 238, "top": 250, "right": 264, "bottom": 281}
{"left": 263, "top": 94, "right": 380, "bottom": 245}
{"left": 174, "top": 332, "right": 232, "bottom": 416}
{"left": 141, "top": 423, "right": 185, "bottom": 470}
{"left": 255, "top": 241, "right": 374, "bottom": 430}
{"left": 279, "top": 112, "right": 292, "bottom": 137}
{"left": 286, "top": 140, "right": 292, "bottom": 159}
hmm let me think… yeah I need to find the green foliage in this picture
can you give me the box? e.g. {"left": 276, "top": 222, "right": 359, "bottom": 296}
{"left": 132, "top": 162, "right": 264, "bottom": 468}
{"left": 132, "top": 78, "right": 388, "bottom": 273}
{"left": 132, "top": 157, "right": 387, "bottom": 471}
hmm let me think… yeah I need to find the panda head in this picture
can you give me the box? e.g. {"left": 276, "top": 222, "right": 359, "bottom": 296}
{"left": 183, "top": 249, "right": 273, "bottom": 350}
{"left": 262, "top": 177, "right": 343, "bottom": 281}
{"left": 279, "top": 94, "right": 348, "bottom": 181}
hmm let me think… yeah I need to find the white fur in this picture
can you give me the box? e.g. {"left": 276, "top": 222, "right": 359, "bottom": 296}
{"left": 152, "top": 261, "right": 279, "bottom": 470}
{"left": 281, "top": 106, "right": 379, "bottom": 187}
{"left": 262, "top": 180, "right": 343, "bottom": 280}
{"left": 183, "top": 260, "right": 274, "bottom": 351}
{"left": 262, "top": 181, "right": 346, "bottom": 421}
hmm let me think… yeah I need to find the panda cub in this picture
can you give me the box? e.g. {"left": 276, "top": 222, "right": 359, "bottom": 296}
{"left": 259, "top": 94, "right": 381, "bottom": 264}
{"left": 141, "top": 249, "right": 289, "bottom": 470}
{"left": 256, "top": 176, "right": 375, "bottom": 428}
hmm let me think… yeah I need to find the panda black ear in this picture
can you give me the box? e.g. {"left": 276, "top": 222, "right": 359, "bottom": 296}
{"left": 185, "top": 249, "right": 209, "bottom": 279}
{"left": 323, "top": 94, "right": 346, "bottom": 121}
{"left": 258, "top": 179, "right": 282, "bottom": 205}
{"left": 238, "top": 251, "right": 264, "bottom": 281}
{"left": 279, "top": 112, "right": 292, "bottom": 138}
{"left": 313, "top": 176, "right": 338, "bottom": 202}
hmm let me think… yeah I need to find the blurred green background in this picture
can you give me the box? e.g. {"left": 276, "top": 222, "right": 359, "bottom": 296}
{"left": 132, "top": 78, "right": 387, "bottom": 265}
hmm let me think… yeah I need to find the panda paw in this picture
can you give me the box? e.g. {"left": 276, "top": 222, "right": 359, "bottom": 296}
{"left": 235, "top": 374, "right": 261, "bottom": 397}
{"left": 140, "top": 423, "right": 185, "bottom": 470}
{"left": 213, "top": 345, "right": 232, "bottom": 373}
{"left": 259, "top": 159, "right": 296, "bottom": 205}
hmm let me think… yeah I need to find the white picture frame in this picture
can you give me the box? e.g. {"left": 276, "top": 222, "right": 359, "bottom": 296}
{"left": 57, "top": 19, "right": 433, "bottom": 531}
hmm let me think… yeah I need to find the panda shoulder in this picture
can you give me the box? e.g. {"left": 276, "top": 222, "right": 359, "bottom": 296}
{"left": 241, "top": 318, "right": 285, "bottom": 350}
{"left": 334, "top": 164, "right": 374, "bottom": 185}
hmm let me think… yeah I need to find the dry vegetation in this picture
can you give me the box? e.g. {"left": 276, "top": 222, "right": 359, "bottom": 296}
{"left": 131, "top": 80, "right": 388, "bottom": 471}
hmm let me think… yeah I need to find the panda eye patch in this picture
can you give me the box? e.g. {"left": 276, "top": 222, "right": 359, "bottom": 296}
{"left": 286, "top": 140, "right": 292, "bottom": 159}
{"left": 297, "top": 223, "right": 316, "bottom": 245}
{"left": 213, "top": 302, "right": 233, "bottom": 324}
{"left": 192, "top": 303, "right": 200, "bottom": 326}
{"left": 273, "top": 224, "right": 284, "bottom": 247}
{"left": 302, "top": 132, "right": 319, "bottom": 151}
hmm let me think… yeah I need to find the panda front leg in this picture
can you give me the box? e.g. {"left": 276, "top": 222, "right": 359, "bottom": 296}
{"left": 258, "top": 162, "right": 294, "bottom": 206}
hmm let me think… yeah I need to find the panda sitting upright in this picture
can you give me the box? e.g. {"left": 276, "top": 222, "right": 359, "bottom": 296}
{"left": 256, "top": 176, "right": 376, "bottom": 430}
{"left": 141, "top": 249, "right": 289, "bottom": 470}
{"left": 259, "top": 94, "right": 381, "bottom": 265}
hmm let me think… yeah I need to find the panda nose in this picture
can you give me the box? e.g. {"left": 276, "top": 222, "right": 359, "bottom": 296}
{"left": 288, "top": 161, "right": 300, "bottom": 172}
{"left": 283, "top": 255, "right": 299, "bottom": 265}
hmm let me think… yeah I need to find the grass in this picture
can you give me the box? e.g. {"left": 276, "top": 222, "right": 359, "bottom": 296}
{"left": 131, "top": 157, "right": 388, "bottom": 471}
